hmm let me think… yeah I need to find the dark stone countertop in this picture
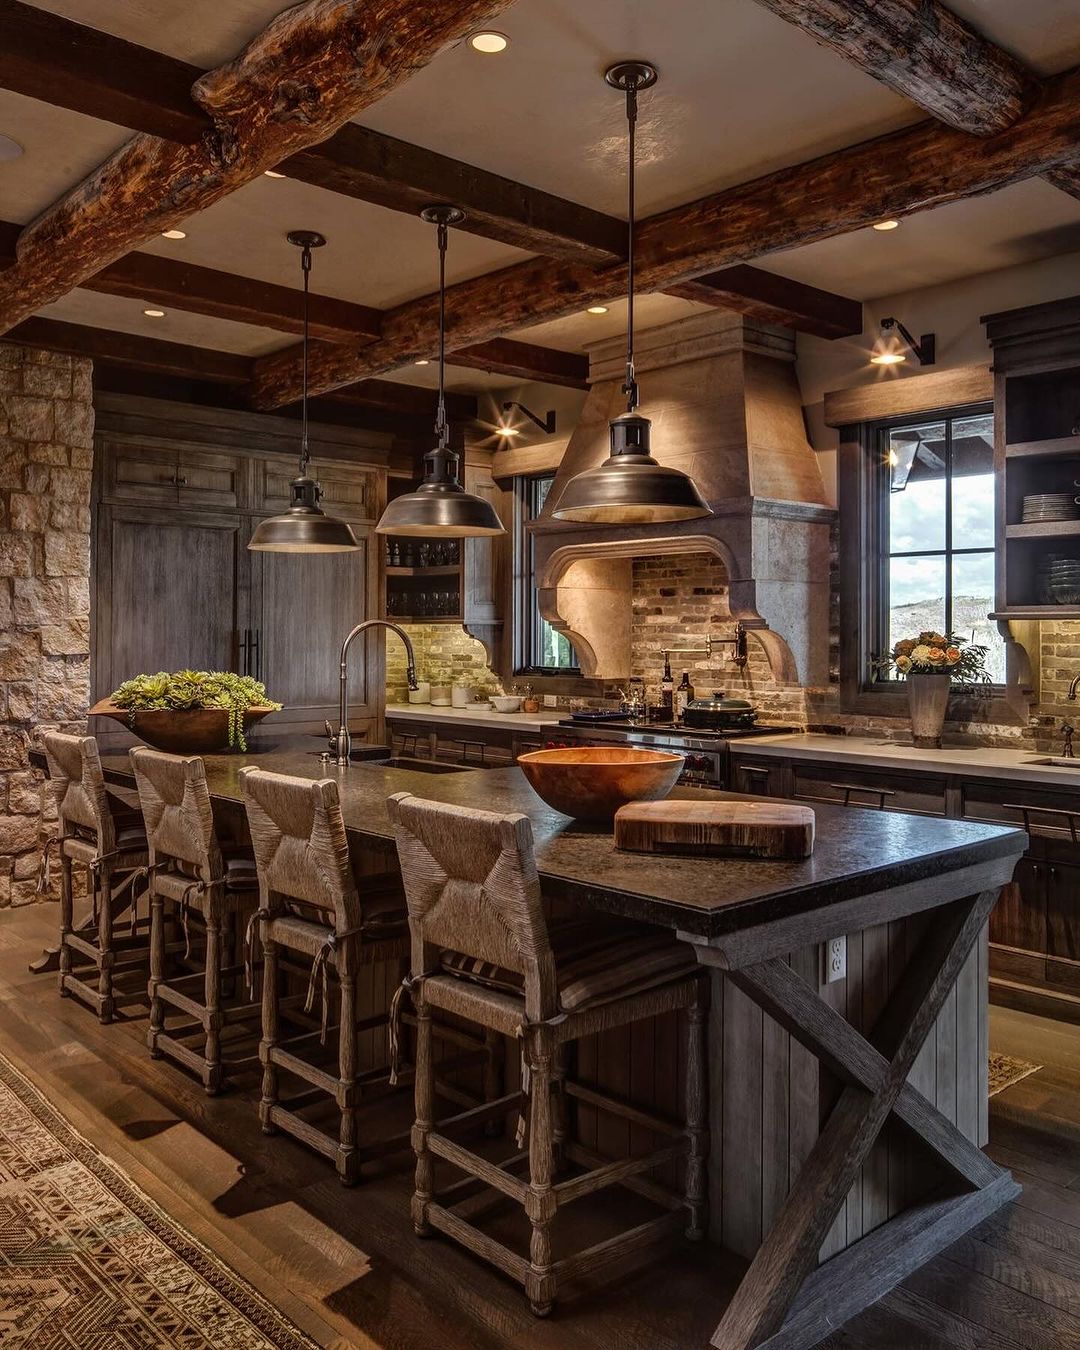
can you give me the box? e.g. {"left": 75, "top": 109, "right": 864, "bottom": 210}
{"left": 102, "top": 739, "right": 1027, "bottom": 941}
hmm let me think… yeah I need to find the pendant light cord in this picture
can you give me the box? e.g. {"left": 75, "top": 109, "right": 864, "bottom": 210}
{"left": 436, "top": 221, "right": 449, "bottom": 450}
{"left": 300, "top": 241, "right": 312, "bottom": 477}
{"left": 624, "top": 79, "right": 638, "bottom": 414}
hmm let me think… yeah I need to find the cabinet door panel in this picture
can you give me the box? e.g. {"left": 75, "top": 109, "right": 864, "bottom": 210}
{"left": 1047, "top": 861, "right": 1080, "bottom": 961}
{"left": 257, "top": 458, "right": 376, "bottom": 521}
{"left": 93, "top": 508, "right": 242, "bottom": 702}
{"left": 729, "top": 756, "right": 785, "bottom": 796}
{"left": 252, "top": 535, "right": 371, "bottom": 726}
{"left": 989, "top": 857, "right": 1046, "bottom": 953}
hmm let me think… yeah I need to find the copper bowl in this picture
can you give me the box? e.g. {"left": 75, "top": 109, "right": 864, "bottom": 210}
{"left": 89, "top": 700, "right": 275, "bottom": 753}
{"left": 517, "top": 746, "right": 684, "bottom": 823}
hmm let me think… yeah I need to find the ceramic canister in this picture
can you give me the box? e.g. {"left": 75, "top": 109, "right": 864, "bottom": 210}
{"left": 451, "top": 683, "right": 472, "bottom": 707}
{"left": 408, "top": 681, "right": 431, "bottom": 704}
{"left": 430, "top": 685, "right": 452, "bottom": 706}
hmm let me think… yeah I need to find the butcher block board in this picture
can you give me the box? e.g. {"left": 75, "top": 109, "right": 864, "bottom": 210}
{"left": 614, "top": 799, "right": 815, "bottom": 859}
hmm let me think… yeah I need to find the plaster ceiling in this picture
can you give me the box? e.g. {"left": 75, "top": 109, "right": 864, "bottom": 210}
{"left": 5, "top": 1, "right": 1080, "bottom": 398}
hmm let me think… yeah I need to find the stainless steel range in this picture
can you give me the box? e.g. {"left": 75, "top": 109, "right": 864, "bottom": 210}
{"left": 548, "top": 718, "right": 797, "bottom": 789}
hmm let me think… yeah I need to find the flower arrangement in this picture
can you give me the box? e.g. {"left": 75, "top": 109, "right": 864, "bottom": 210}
{"left": 109, "top": 670, "right": 280, "bottom": 750}
{"left": 875, "top": 631, "right": 991, "bottom": 684}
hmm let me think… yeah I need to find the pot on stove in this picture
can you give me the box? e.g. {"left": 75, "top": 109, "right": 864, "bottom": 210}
{"left": 681, "top": 690, "right": 758, "bottom": 730}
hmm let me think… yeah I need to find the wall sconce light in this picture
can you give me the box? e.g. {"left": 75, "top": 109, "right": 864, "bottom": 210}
{"left": 870, "top": 316, "right": 936, "bottom": 367}
{"left": 500, "top": 401, "right": 557, "bottom": 436}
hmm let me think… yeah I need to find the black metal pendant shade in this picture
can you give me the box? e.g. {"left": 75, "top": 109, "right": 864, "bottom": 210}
{"left": 248, "top": 230, "right": 359, "bottom": 554}
{"left": 553, "top": 63, "right": 709, "bottom": 526}
{"left": 375, "top": 206, "right": 506, "bottom": 539}
{"left": 552, "top": 412, "right": 709, "bottom": 524}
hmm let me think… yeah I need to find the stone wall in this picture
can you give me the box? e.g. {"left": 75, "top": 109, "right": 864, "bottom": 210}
{"left": 385, "top": 623, "right": 499, "bottom": 705}
{"left": 0, "top": 346, "right": 94, "bottom": 907}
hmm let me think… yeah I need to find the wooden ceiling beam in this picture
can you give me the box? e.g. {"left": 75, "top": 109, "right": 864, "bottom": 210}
{"left": 447, "top": 339, "right": 589, "bottom": 389}
{"left": 0, "top": 0, "right": 515, "bottom": 335}
{"left": 326, "top": 379, "right": 477, "bottom": 422}
{"left": 1043, "top": 160, "right": 1080, "bottom": 201}
{"left": 252, "top": 60, "right": 1080, "bottom": 408}
{"left": 664, "top": 265, "right": 863, "bottom": 339}
{"left": 0, "top": 1, "right": 620, "bottom": 266}
{"left": 749, "top": 0, "right": 1036, "bottom": 136}
{"left": 3, "top": 317, "right": 253, "bottom": 384}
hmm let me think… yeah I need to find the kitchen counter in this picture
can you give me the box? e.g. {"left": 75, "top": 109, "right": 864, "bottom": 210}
{"left": 730, "top": 731, "right": 1080, "bottom": 787}
{"left": 385, "top": 704, "right": 563, "bottom": 732}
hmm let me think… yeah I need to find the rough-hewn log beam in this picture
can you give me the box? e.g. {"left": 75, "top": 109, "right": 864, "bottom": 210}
{"left": 447, "top": 339, "right": 589, "bottom": 389}
{"left": 0, "top": 0, "right": 618, "bottom": 266}
{"left": 3, "top": 317, "right": 253, "bottom": 384}
{"left": 0, "top": 0, "right": 513, "bottom": 335}
{"left": 252, "top": 61, "right": 1080, "bottom": 408}
{"left": 326, "top": 379, "right": 477, "bottom": 422}
{"left": 1044, "top": 160, "right": 1080, "bottom": 200}
{"left": 664, "top": 265, "right": 862, "bottom": 339}
{"left": 751, "top": 0, "right": 1036, "bottom": 136}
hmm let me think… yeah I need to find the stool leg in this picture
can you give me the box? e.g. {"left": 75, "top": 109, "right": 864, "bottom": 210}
{"left": 337, "top": 965, "right": 359, "bottom": 1186}
{"left": 204, "top": 910, "right": 223, "bottom": 1095}
{"left": 260, "top": 933, "right": 279, "bottom": 1134}
{"left": 685, "top": 983, "right": 709, "bottom": 1241}
{"left": 97, "top": 862, "right": 115, "bottom": 1024}
{"left": 147, "top": 894, "right": 165, "bottom": 1056}
{"left": 525, "top": 1033, "right": 557, "bottom": 1317}
{"left": 551, "top": 1043, "right": 568, "bottom": 1173}
{"left": 57, "top": 851, "right": 73, "bottom": 997}
{"left": 411, "top": 992, "right": 434, "bottom": 1237}
{"left": 482, "top": 1027, "right": 505, "bottom": 1137}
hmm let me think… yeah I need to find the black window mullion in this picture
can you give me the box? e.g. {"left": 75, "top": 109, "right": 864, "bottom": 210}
{"left": 944, "top": 414, "right": 954, "bottom": 635}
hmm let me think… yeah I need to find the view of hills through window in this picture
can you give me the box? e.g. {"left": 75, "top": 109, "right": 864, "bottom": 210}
{"left": 882, "top": 409, "right": 1004, "bottom": 684}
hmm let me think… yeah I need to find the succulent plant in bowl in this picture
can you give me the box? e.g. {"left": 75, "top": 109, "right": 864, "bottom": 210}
{"left": 92, "top": 670, "right": 281, "bottom": 752}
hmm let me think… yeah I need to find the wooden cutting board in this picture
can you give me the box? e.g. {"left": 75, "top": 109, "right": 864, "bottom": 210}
{"left": 614, "top": 799, "right": 815, "bottom": 858}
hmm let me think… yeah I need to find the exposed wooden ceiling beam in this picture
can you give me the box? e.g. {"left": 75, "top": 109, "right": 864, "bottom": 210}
{"left": 0, "top": 0, "right": 619, "bottom": 267}
{"left": 3, "top": 317, "right": 253, "bottom": 384}
{"left": 326, "top": 379, "right": 477, "bottom": 422}
{"left": 0, "top": 0, "right": 514, "bottom": 335}
{"left": 252, "top": 60, "right": 1080, "bottom": 408}
{"left": 750, "top": 0, "right": 1036, "bottom": 136}
{"left": 447, "top": 339, "right": 589, "bottom": 389}
{"left": 1043, "top": 160, "right": 1080, "bottom": 200}
{"left": 664, "top": 265, "right": 863, "bottom": 339}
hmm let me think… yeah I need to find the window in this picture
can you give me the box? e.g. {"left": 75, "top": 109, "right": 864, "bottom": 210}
{"left": 515, "top": 474, "right": 578, "bottom": 674}
{"left": 871, "top": 405, "right": 1004, "bottom": 684}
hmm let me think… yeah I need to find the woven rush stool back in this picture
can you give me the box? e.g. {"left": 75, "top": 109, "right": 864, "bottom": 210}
{"left": 387, "top": 791, "right": 556, "bottom": 1023}
{"left": 42, "top": 731, "right": 116, "bottom": 853}
{"left": 239, "top": 768, "right": 361, "bottom": 933}
{"left": 129, "top": 746, "right": 221, "bottom": 882}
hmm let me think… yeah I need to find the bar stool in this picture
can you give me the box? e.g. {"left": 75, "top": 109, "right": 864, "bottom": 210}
{"left": 42, "top": 732, "right": 150, "bottom": 1023}
{"left": 387, "top": 791, "right": 709, "bottom": 1317}
{"left": 130, "top": 747, "right": 260, "bottom": 1094}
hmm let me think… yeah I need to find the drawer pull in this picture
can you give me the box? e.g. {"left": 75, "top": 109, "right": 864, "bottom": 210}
{"left": 741, "top": 765, "right": 772, "bottom": 776}
{"left": 828, "top": 782, "right": 895, "bottom": 810}
{"left": 1002, "top": 802, "right": 1080, "bottom": 844}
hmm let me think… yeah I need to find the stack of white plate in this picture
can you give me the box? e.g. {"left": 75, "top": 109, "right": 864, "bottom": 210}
{"left": 1022, "top": 493, "right": 1080, "bottom": 523}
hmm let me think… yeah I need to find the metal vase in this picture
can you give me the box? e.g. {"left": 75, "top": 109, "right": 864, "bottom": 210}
{"left": 907, "top": 672, "right": 952, "bottom": 749}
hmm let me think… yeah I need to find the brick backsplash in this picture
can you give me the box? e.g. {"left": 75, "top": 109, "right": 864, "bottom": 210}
{"left": 385, "top": 624, "right": 501, "bottom": 705}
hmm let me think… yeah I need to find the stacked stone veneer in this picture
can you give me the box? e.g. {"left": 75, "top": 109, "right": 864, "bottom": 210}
{"left": 0, "top": 345, "right": 94, "bottom": 908}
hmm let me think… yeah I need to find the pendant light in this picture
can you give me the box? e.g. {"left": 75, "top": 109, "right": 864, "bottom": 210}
{"left": 375, "top": 206, "right": 505, "bottom": 538}
{"left": 553, "top": 63, "right": 710, "bottom": 525}
{"left": 248, "top": 231, "right": 359, "bottom": 553}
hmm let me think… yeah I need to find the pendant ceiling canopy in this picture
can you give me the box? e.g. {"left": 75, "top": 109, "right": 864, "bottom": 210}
{"left": 248, "top": 230, "right": 359, "bottom": 554}
{"left": 553, "top": 63, "right": 709, "bottom": 526}
{"left": 376, "top": 206, "right": 505, "bottom": 539}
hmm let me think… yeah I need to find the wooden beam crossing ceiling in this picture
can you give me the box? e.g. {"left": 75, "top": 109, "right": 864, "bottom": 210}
{"left": 749, "top": 1, "right": 1037, "bottom": 137}
{"left": 252, "top": 59, "right": 1080, "bottom": 407}
{"left": 664, "top": 265, "right": 863, "bottom": 340}
{"left": 0, "top": 0, "right": 621, "bottom": 267}
{"left": 446, "top": 339, "right": 589, "bottom": 389}
{"left": 324, "top": 378, "right": 478, "bottom": 423}
{"left": 1043, "top": 161, "right": 1080, "bottom": 201}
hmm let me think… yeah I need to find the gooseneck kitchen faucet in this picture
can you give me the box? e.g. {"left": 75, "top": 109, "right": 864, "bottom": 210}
{"left": 335, "top": 620, "right": 418, "bottom": 765}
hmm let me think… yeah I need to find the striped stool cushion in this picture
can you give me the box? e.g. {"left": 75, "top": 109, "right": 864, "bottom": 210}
{"left": 439, "top": 916, "right": 698, "bottom": 1012}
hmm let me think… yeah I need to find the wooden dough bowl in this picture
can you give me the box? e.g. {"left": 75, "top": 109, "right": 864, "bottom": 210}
{"left": 90, "top": 699, "right": 276, "bottom": 754}
{"left": 615, "top": 799, "right": 816, "bottom": 859}
{"left": 517, "top": 746, "right": 684, "bottom": 823}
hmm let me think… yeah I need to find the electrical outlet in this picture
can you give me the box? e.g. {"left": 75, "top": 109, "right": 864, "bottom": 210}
{"left": 543, "top": 694, "right": 557, "bottom": 709}
{"left": 823, "top": 935, "right": 847, "bottom": 984}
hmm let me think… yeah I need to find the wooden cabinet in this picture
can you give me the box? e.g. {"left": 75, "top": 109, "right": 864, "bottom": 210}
{"left": 791, "top": 762, "right": 948, "bottom": 816}
{"left": 728, "top": 753, "right": 789, "bottom": 797}
{"left": 101, "top": 439, "right": 243, "bottom": 511}
{"left": 255, "top": 457, "right": 376, "bottom": 521}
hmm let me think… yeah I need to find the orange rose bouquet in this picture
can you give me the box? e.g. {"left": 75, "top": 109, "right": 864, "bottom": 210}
{"left": 875, "top": 631, "right": 991, "bottom": 684}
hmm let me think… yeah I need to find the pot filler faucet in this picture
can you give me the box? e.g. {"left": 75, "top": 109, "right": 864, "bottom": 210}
{"left": 334, "top": 620, "right": 418, "bottom": 766}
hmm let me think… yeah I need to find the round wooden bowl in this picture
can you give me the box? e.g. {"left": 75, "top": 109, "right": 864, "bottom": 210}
{"left": 517, "top": 746, "right": 684, "bottom": 823}
{"left": 89, "top": 699, "right": 275, "bottom": 754}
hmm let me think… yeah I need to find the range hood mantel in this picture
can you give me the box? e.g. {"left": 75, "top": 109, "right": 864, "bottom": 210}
{"left": 531, "top": 310, "right": 835, "bottom": 684}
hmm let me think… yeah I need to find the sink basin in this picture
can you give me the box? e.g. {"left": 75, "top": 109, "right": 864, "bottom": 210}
{"left": 1025, "top": 757, "right": 1080, "bottom": 768}
{"left": 371, "top": 757, "right": 471, "bottom": 774}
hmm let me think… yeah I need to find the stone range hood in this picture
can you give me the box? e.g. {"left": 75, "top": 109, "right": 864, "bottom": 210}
{"left": 530, "top": 310, "right": 836, "bottom": 685}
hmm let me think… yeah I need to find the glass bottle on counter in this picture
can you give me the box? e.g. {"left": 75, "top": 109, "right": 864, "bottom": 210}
{"left": 660, "top": 655, "right": 674, "bottom": 717}
{"left": 675, "top": 671, "right": 694, "bottom": 721}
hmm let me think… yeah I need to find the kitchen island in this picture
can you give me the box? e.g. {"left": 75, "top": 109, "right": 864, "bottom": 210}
{"left": 103, "top": 744, "right": 1026, "bottom": 1349}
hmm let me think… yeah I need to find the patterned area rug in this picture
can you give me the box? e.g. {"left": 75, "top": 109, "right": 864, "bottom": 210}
{"left": 0, "top": 1050, "right": 318, "bottom": 1349}
{"left": 988, "top": 1052, "right": 1042, "bottom": 1098}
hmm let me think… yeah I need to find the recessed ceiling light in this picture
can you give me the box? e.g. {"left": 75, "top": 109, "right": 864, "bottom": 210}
{"left": 0, "top": 134, "right": 24, "bottom": 162}
{"left": 469, "top": 31, "right": 509, "bottom": 53}
{"left": 264, "top": 169, "right": 286, "bottom": 179}
{"left": 143, "top": 308, "right": 166, "bottom": 318}
{"left": 414, "top": 358, "right": 430, "bottom": 366}
{"left": 161, "top": 229, "right": 186, "bottom": 240}
{"left": 872, "top": 219, "right": 900, "bottom": 231}
{"left": 587, "top": 305, "right": 609, "bottom": 315}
